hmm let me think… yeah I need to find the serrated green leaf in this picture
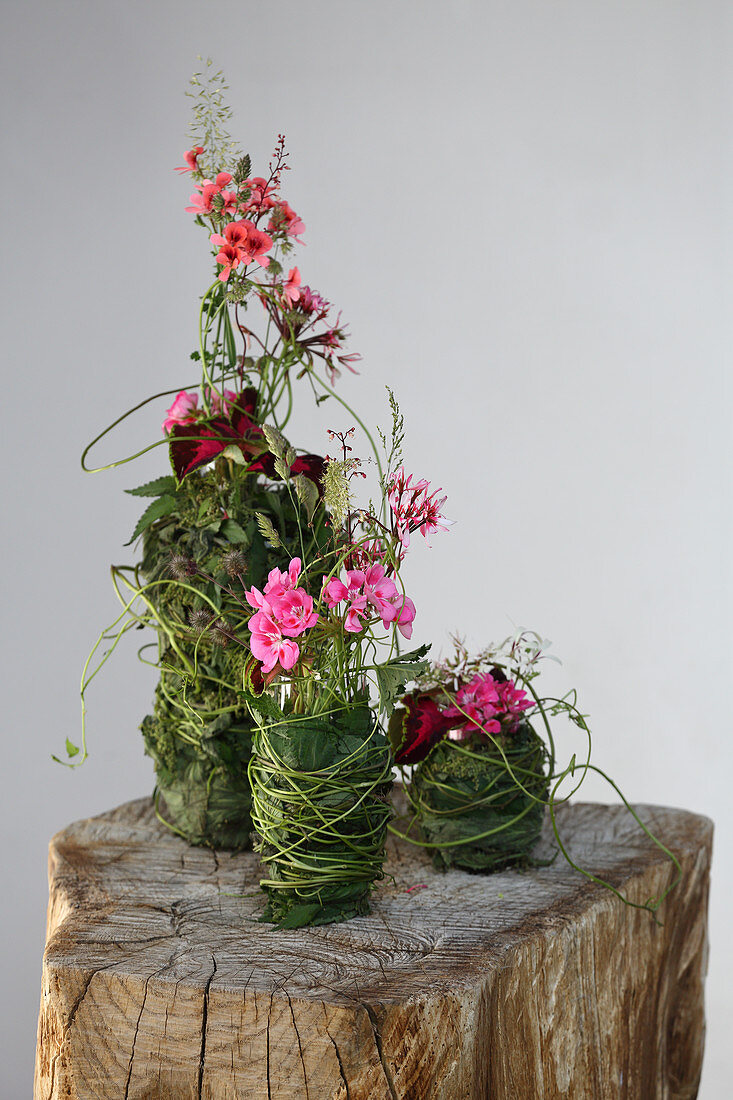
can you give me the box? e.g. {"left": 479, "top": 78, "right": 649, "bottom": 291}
{"left": 125, "top": 476, "right": 177, "bottom": 498}
{"left": 65, "top": 737, "right": 80, "bottom": 758}
{"left": 124, "top": 495, "right": 179, "bottom": 546}
{"left": 374, "top": 644, "right": 431, "bottom": 717}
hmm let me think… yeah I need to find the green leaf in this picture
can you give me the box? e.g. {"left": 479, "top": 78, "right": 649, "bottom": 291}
{"left": 125, "top": 476, "right": 178, "bottom": 498}
{"left": 124, "top": 495, "right": 179, "bottom": 545}
{"left": 219, "top": 519, "right": 248, "bottom": 543}
{"left": 65, "top": 737, "right": 80, "bottom": 758}
{"left": 221, "top": 444, "right": 247, "bottom": 466}
{"left": 374, "top": 644, "right": 431, "bottom": 717}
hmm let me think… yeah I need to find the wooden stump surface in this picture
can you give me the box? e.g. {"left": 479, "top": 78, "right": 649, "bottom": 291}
{"left": 34, "top": 797, "right": 712, "bottom": 1099}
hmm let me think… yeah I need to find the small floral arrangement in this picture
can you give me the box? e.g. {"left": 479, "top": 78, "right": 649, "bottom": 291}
{"left": 390, "top": 633, "right": 681, "bottom": 914}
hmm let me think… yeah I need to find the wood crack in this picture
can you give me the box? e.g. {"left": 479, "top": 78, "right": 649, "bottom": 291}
{"left": 197, "top": 952, "right": 217, "bottom": 1100}
{"left": 123, "top": 969, "right": 155, "bottom": 1099}
{"left": 285, "top": 990, "right": 310, "bottom": 1100}
{"left": 364, "top": 1004, "right": 398, "bottom": 1100}
{"left": 325, "top": 1026, "right": 351, "bottom": 1100}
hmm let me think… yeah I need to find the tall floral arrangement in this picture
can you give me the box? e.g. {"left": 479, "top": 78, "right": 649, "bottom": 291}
{"left": 65, "top": 63, "right": 388, "bottom": 852}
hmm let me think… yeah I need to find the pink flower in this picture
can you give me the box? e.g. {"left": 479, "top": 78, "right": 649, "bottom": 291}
{"left": 163, "top": 391, "right": 198, "bottom": 434}
{"left": 248, "top": 611, "right": 300, "bottom": 674}
{"left": 175, "top": 146, "right": 204, "bottom": 174}
{"left": 268, "top": 200, "right": 305, "bottom": 242}
{"left": 244, "top": 225, "right": 273, "bottom": 267}
{"left": 185, "top": 180, "right": 222, "bottom": 215}
{"left": 298, "top": 286, "right": 329, "bottom": 318}
{"left": 362, "top": 564, "right": 399, "bottom": 622}
{"left": 344, "top": 596, "right": 368, "bottom": 633}
{"left": 323, "top": 576, "right": 348, "bottom": 607}
{"left": 241, "top": 176, "right": 277, "bottom": 211}
{"left": 444, "top": 674, "right": 501, "bottom": 740}
{"left": 213, "top": 243, "right": 242, "bottom": 282}
{"left": 390, "top": 595, "right": 416, "bottom": 640}
{"left": 206, "top": 388, "right": 237, "bottom": 416}
{"left": 283, "top": 267, "right": 301, "bottom": 306}
{"left": 388, "top": 466, "right": 452, "bottom": 548}
{"left": 268, "top": 589, "right": 319, "bottom": 638}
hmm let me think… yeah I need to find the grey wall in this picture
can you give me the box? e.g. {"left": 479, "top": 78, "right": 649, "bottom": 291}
{"left": 2, "top": 1, "right": 730, "bottom": 1094}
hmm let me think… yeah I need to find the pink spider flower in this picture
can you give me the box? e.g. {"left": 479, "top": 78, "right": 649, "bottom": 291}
{"left": 298, "top": 286, "right": 329, "bottom": 319}
{"left": 283, "top": 267, "right": 301, "bottom": 306}
{"left": 175, "top": 145, "right": 204, "bottom": 174}
{"left": 162, "top": 390, "right": 198, "bottom": 434}
{"left": 247, "top": 611, "right": 300, "bottom": 674}
{"left": 388, "top": 466, "right": 452, "bottom": 548}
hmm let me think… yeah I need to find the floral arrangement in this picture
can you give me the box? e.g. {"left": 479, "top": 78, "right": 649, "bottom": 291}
{"left": 389, "top": 632, "right": 680, "bottom": 914}
{"left": 63, "top": 62, "right": 680, "bottom": 928}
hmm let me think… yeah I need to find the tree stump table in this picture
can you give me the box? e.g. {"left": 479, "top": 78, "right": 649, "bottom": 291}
{"left": 34, "top": 798, "right": 711, "bottom": 1099}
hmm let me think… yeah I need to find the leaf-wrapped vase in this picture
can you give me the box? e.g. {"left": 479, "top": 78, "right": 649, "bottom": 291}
{"left": 249, "top": 706, "right": 393, "bottom": 927}
{"left": 410, "top": 722, "right": 549, "bottom": 871}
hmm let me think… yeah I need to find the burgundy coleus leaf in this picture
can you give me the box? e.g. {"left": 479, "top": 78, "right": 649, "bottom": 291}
{"left": 169, "top": 387, "right": 267, "bottom": 484}
{"left": 248, "top": 451, "right": 326, "bottom": 494}
{"left": 390, "top": 692, "right": 457, "bottom": 765}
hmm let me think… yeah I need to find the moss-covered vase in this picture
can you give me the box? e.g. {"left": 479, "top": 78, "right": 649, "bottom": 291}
{"left": 249, "top": 707, "right": 393, "bottom": 927}
{"left": 410, "top": 722, "right": 549, "bottom": 871}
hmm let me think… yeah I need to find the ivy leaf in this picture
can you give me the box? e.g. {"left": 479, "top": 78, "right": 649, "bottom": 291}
{"left": 125, "top": 476, "right": 177, "bottom": 498}
{"left": 374, "top": 644, "right": 431, "bottom": 717}
{"left": 124, "top": 495, "right": 179, "bottom": 545}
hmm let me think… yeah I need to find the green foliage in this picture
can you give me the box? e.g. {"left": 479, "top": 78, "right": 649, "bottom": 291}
{"left": 250, "top": 709, "right": 393, "bottom": 927}
{"left": 125, "top": 494, "right": 179, "bottom": 545}
{"left": 374, "top": 644, "right": 430, "bottom": 717}
{"left": 410, "top": 724, "right": 549, "bottom": 871}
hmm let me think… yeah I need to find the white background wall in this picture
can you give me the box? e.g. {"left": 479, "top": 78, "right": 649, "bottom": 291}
{"left": 2, "top": 1, "right": 730, "bottom": 1094}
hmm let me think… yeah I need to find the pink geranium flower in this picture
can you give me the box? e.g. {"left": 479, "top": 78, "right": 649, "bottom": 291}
{"left": 444, "top": 673, "right": 501, "bottom": 741}
{"left": 162, "top": 391, "right": 199, "bottom": 434}
{"left": 248, "top": 611, "right": 300, "bottom": 673}
{"left": 344, "top": 596, "right": 368, "bottom": 633}
{"left": 390, "top": 595, "right": 416, "bottom": 640}
{"left": 283, "top": 267, "right": 301, "bottom": 306}
{"left": 268, "top": 589, "right": 319, "bottom": 638}
{"left": 244, "top": 225, "right": 273, "bottom": 267}
{"left": 175, "top": 146, "right": 204, "bottom": 173}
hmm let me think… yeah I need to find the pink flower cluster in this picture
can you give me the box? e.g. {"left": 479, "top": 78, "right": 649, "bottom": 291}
{"left": 443, "top": 673, "right": 533, "bottom": 742}
{"left": 245, "top": 558, "right": 318, "bottom": 673}
{"left": 387, "top": 467, "right": 452, "bottom": 549}
{"left": 210, "top": 220, "right": 274, "bottom": 281}
{"left": 323, "top": 564, "right": 416, "bottom": 639}
{"left": 186, "top": 171, "right": 239, "bottom": 217}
